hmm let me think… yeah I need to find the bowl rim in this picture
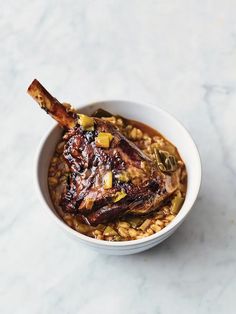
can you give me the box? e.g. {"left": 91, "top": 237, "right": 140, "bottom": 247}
{"left": 35, "top": 100, "right": 202, "bottom": 247}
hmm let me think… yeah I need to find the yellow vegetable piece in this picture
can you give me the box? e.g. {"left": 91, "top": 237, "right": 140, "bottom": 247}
{"left": 171, "top": 192, "right": 184, "bottom": 215}
{"left": 103, "top": 226, "right": 118, "bottom": 236}
{"left": 103, "top": 171, "right": 113, "bottom": 189}
{"left": 117, "top": 171, "right": 130, "bottom": 182}
{"left": 113, "top": 190, "right": 127, "bottom": 202}
{"left": 95, "top": 132, "right": 113, "bottom": 148}
{"left": 78, "top": 114, "right": 94, "bottom": 130}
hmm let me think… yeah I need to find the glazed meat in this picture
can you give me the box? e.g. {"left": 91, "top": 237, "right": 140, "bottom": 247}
{"left": 60, "top": 119, "right": 173, "bottom": 225}
{"left": 28, "top": 80, "right": 179, "bottom": 226}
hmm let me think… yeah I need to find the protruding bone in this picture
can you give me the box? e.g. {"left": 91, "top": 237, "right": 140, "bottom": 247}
{"left": 27, "top": 79, "right": 76, "bottom": 129}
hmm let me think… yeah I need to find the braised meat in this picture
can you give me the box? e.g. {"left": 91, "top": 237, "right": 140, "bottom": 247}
{"left": 28, "top": 79, "right": 179, "bottom": 226}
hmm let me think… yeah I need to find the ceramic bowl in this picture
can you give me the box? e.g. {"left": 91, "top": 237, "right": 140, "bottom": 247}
{"left": 36, "top": 100, "right": 201, "bottom": 255}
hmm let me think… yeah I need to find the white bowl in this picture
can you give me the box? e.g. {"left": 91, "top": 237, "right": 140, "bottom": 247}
{"left": 36, "top": 100, "right": 201, "bottom": 255}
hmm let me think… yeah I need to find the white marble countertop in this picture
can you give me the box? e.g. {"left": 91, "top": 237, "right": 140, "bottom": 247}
{"left": 1, "top": 1, "right": 236, "bottom": 313}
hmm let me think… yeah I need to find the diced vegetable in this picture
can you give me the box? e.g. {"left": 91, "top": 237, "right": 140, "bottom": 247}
{"left": 171, "top": 192, "right": 184, "bottom": 214}
{"left": 103, "top": 226, "right": 118, "bottom": 236}
{"left": 116, "top": 171, "right": 130, "bottom": 182}
{"left": 154, "top": 148, "right": 166, "bottom": 171}
{"left": 95, "top": 132, "right": 113, "bottom": 148}
{"left": 113, "top": 190, "right": 127, "bottom": 202}
{"left": 154, "top": 148, "right": 178, "bottom": 173}
{"left": 78, "top": 114, "right": 94, "bottom": 130}
{"left": 103, "top": 171, "right": 113, "bottom": 189}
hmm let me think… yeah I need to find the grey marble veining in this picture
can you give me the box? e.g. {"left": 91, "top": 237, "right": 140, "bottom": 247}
{"left": 0, "top": 1, "right": 236, "bottom": 313}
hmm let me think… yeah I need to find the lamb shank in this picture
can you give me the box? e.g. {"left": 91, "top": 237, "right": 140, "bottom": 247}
{"left": 28, "top": 79, "right": 179, "bottom": 226}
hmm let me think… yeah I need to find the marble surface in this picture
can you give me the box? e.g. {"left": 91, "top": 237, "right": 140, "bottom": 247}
{"left": 1, "top": 0, "right": 236, "bottom": 313}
